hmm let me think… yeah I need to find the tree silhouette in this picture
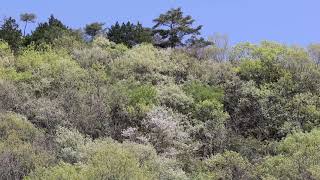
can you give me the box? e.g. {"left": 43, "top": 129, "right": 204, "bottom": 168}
{"left": 20, "top": 13, "right": 36, "bottom": 36}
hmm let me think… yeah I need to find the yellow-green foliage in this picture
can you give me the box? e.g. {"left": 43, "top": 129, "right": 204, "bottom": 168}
{"left": 0, "top": 112, "right": 43, "bottom": 141}
{"left": 0, "top": 40, "right": 14, "bottom": 66}
{"left": 0, "top": 112, "right": 53, "bottom": 180}
{"left": 194, "top": 151, "right": 254, "bottom": 180}
{"left": 110, "top": 44, "right": 170, "bottom": 82}
{"left": 17, "top": 46, "right": 86, "bottom": 80}
{"left": 24, "top": 163, "right": 83, "bottom": 180}
{"left": 1, "top": 26, "right": 320, "bottom": 180}
{"left": 183, "top": 81, "right": 224, "bottom": 103}
{"left": 28, "top": 138, "right": 187, "bottom": 180}
{"left": 257, "top": 129, "right": 320, "bottom": 179}
{"left": 158, "top": 83, "right": 194, "bottom": 113}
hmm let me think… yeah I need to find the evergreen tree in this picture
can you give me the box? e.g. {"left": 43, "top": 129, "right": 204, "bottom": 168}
{"left": 152, "top": 7, "right": 202, "bottom": 48}
{"left": 26, "top": 15, "right": 72, "bottom": 46}
{"left": 84, "top": 22, "right": 104, "bottom": 39}
{"left": 0, "top": 17, "right": 22, "bottom": 53}
{"left": 107, "top": 21, "right": 152, "bottom": 47}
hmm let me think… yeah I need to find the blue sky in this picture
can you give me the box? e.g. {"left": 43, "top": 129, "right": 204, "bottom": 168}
{"left": 1, "top": 0, "right": 319, "bottom": 46}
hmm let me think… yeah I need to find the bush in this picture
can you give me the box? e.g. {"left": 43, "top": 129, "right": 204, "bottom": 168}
{"left": 183, "top": 81, "right": 224, "bottom": 103}
{"left": 158, "top": 83, "right": 194, "bottom": 114}
{"left": 0, "top": 112, "right": 43, "bottom": 141}
{"left": 142, "top": 107, "right": 190, "bottom": 156}
{"left": 192, "top": 100, "right": 229, "bottom": 156}
{"left": 0, "top": 40, "right": 14, "bottom": 67}
{"left": 25, "top": 162, "right": 82, "bottom": 180}
{"left": 55, "top": 126, "right": 91, "bottom": 164}
{"left": 257, "top": 129, "right": 320, "bottom": 179}
{"left": 0, "top": 112, "right": 53, "bottom": 179}
{"left": 110, "top": 44, "right": 171, "bottom": 83}
{"left": 197, "top": 151, "right": 255, "bottom": 180}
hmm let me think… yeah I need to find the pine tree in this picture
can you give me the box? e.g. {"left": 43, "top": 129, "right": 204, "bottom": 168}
{"left": 153, "top": 7, "right": 202, "bottom": 48}
{"left": 85, "top": 22, "right": 104, "bottom": 39}
{"left": 20, "top": 13, "right": 36, "bottom": 36}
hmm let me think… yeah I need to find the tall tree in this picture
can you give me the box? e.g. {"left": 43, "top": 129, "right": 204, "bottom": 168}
{"left": 85, "top": 22, "right": 104, "bottom": 39}
{"left": 107, "top": 21, "right": 152, "bottom": 47}
{"left": 20, "top": 13, "right": 36, "bottom": 36}
{"left": 0, "top": 17, "right": 22, "bottom": 53}
{"left": 152, "top": 7, "right": 202, "bottom": 48}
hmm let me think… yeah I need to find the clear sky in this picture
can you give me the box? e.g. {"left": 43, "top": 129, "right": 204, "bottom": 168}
{"left": 1, "top": 0, "right": 319, "bottom": 46}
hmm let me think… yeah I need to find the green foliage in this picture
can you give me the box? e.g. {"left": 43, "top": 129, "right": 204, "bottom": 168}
{"left": 285, "top": 92, "right": 320, "bottom": 131}
{"left": 0, "top": 17, "right": 22, "bottom": 53}
{"left": 0, "top": 112, "right": 43, "bottom": 142}
{"left": 225, "top": 80, "right": 282, "bottom": 139}
{"left": 128, "top": 84, "right": 158, "bottom": 107}
{"left": 16, "top": 45, "right": 87, "bottom": 86}
{"left": 52, "top": 33, "right": 86, "bottom": 53}
{"left": 0, "top": 40, "right": 12, "bottom": 56}
{"left": 28, "top": 139, "right": 187, "bottom": 180}
{"left": 183, "top": 81, "right": 224, "bottom": 103}
{"left": 0, "top": 112, "right": 53, "bottom": 180}
{"left": 107, "top": 21, "right": 153, "bottom": 47}
{"left": 25, "top": 163, "right": 82, "bottom": 180}
{"left": 73, "top": 36, "right": 127, "bottom": 69}
{"left": 0, "top": 40, "right": 14, "bottom": 67}
{"left": 110, "top": 44, "right": 170, "bottom": 83}
{"left": 194, "top": 99, "right": 227, "bottom": 122}
{"left": 257, "top": 129, "right": 320, "bottom": 179}
{"left": 0, "top": 11, "right": 320, "bottom": 179}
{"left": 55, "top": 126, "right": 91, "bottom": 164}
{"left": 123, "top": 82, "right": 158, "bottom": 118}
{"left": 200, "top": 151, "right": 255, "bottom": 180}
{"left": 84, "top": 22, "right": 104, "bottom": 38}
{"left": 79, "top": 140, "right": 153, "bottom": 180}
{"left": 153, "top": 7, "right": 202, "bottom": 48}
{"left": 236, "top": 58, "right": 286, "bottom": 85}
{"left": 192, "top": 99, "right": 229, "bottom": 157}
{"left": 158, "top": 83, "right": 194, "bottom": 114}
{"left": 25, "top": 15, "right": 77, "bottom": 46}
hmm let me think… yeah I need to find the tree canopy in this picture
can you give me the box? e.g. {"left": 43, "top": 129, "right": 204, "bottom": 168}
{"left": 107, "top": 21, "right": 152, "bottom": 47}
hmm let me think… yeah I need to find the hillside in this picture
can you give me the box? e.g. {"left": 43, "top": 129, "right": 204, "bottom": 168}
{"left": 1, "top": 9, "right": 320, "bottom": 180}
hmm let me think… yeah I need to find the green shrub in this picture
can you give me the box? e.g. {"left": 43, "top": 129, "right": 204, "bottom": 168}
{"left": 28, "top": 139, "right": 188, "bottom": 180}
{"left": 196, "top": 151, "right": 255, "bottom": 180}
{"left": 257, "top": 129, "right": 320, "bottom": 179}
{"left": 183, "top": 81, "right": 224, "bottom": 103}
{"left": 0, "top": 112, "right": 53, "bottom": 179}
{"left": 194, "top": 99, "right": 227, "bottom": 122}
{"left": 25, "top": 162, "right": 83, "bottom": 180}
{"left": 158, "top": 83, "right": 194, "bottom": 113}
{"left": 55, "top": 126, "right": 92, "bottom": 164}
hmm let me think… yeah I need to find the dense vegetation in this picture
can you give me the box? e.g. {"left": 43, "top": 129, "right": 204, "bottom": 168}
{"left": 1, "top": 8, "right": 320, "bottom": 180}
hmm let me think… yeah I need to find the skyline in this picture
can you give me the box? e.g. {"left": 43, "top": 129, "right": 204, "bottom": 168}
{"left": 1, "top": 0, "right": 319, "bottom": 46}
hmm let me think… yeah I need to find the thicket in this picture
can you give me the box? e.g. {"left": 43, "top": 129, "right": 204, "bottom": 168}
{"left": 1, "top": 8, "right": 320, "bottom": 180}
